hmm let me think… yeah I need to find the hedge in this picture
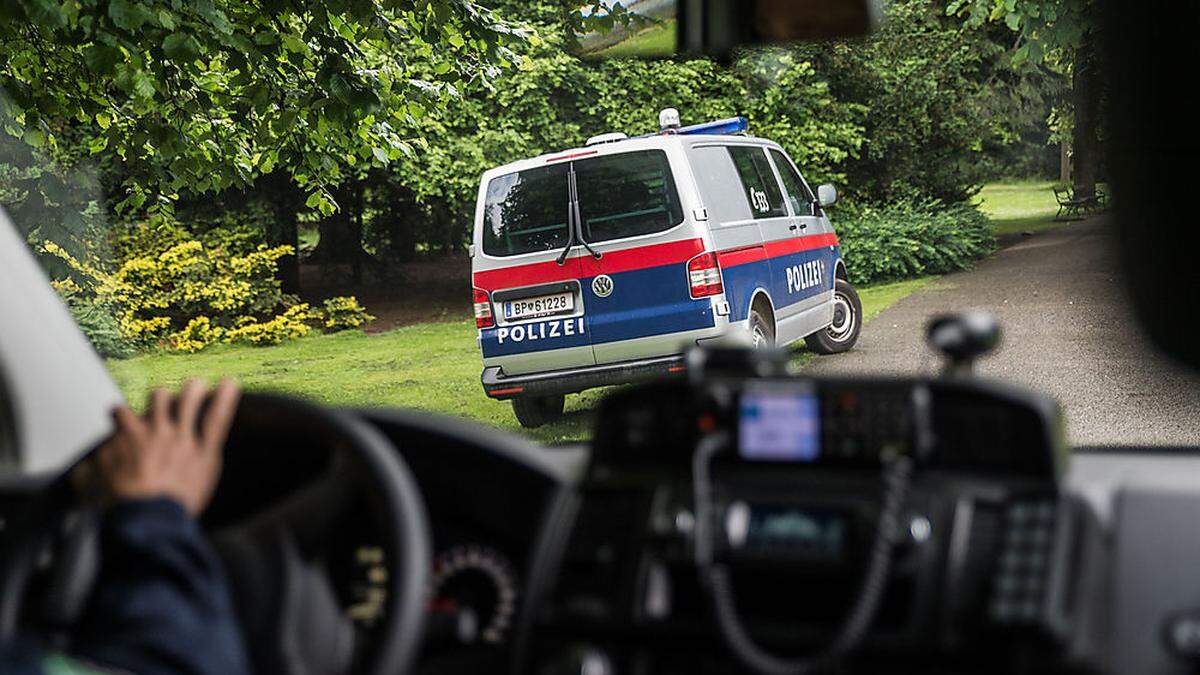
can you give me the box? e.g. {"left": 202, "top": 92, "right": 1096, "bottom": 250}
{"left": 836, "top": 202, "right": 996, "bottom": 284}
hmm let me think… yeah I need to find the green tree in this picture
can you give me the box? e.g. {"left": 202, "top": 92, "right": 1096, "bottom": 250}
{"left": 0, "top": 0, "right": 522, "bottom": 214}
{"left": 949, "top": 0, "right": 1101, "bottom": 196}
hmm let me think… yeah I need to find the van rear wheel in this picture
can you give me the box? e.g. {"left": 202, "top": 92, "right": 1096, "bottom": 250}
{"left": 749, "top": 308, "right": 775, "bottom": 349}
{"left": 806, "top": 278, "right": 863, "bottom": 354}
{"left": 511, "top": 394, "right": 565, "bottom": 428}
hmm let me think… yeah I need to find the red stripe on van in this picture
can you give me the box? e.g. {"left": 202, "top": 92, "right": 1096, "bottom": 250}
{"left": 544, "top": 150, "right": 599, "bottom": 163}
{"left": 762, "top": 232, "right": 840, "bottom": 259}
{"left": 717, "top": 233, "right": 840, "bottom": 269}
{"left": 577, "top": 238, "right": 705, "bottom": 278}
{"left": 472, "top": 238, "right": 706, "bottom": 291}
{"left": 716, "top": 245, "right": 767, "bottom": 267}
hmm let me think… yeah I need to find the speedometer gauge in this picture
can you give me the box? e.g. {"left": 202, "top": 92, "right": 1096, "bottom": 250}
{"left": 429, "top": 545, "right": 518, "bottom": 646}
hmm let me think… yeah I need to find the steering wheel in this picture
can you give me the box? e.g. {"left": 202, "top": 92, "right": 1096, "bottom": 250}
{"left": 0, "top": 393, "right": 432, "bottom": 675}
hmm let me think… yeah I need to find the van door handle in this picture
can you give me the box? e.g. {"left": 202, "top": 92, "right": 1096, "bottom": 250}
{"left": 788, "top": 224, "right": 797, "bottom": 231}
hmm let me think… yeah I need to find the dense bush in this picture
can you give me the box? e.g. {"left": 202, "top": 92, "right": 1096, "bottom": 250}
{"left": 52, "top": 278, "right": 137, "bottom": 359}
{"left": 319, "top": 297, "right": 376, "bottom": 332}
{"left": 42, "top": 233, "right": 373, "bottom": 356}
{"left": 836, "top": 203, "right": 996, "bottom": 284}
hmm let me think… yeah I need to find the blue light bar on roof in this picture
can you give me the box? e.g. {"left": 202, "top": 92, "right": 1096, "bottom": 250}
{"left": 677, "top": 116, "right": 749, "bottom": 136}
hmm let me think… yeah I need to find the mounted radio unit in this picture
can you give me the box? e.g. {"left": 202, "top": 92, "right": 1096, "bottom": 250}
{"left": 531, "top": 363, "right": 1069, "bottom": 674}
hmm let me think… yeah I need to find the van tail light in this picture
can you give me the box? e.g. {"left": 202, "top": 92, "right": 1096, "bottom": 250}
{"left": 687, "top": 252, "right": 724, "bottom": 298}
{"left": 473, "top": 288, "right": 494, "bottom": 328}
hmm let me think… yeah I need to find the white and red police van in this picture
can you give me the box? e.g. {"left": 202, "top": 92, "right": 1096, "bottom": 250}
{"left": 471, "top": 110, "right": 862, "bottom": 427}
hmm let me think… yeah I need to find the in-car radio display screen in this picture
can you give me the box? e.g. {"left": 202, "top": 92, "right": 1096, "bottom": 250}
{"left": 738, "top": 384, "right": 821, "bottom": 461}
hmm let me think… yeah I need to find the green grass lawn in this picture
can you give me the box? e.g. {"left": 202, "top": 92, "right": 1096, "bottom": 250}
{"left": 595, "top": 20, "right": 676, "bottom": 58}
{"left": 106, "top": 277, "right": 929, "bottom": 443}
{"left": 976, "top": 180, "right": 1061, "bottom": 235}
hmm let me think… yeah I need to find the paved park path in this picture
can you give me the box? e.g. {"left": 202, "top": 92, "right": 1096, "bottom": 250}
{"left": 806, "top": 217, "right": 1200, "bottom": 447}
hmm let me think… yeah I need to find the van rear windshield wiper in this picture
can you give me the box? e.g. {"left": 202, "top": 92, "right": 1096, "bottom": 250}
{"left": 573, "top": 197, "right": 602, "bottom": 260}
{"left": 555, "top": 191, "right": 576, "bottom": 266}
{"left": 569, "top": 166, "right": 601, "bottom": 260}
{"left": 556, "top": 165, "right": 601, "bottom": 263}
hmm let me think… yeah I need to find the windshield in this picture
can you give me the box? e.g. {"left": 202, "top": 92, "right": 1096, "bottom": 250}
{"left": 576, "top": 149, "right": 683, "bottom": 242}
{"left": 3, "top": 0, "right": 1197, "bottom": 455}
{"left": 483, "top": 164, "right": 571, "bottom": 257}
{"left": 482, "top": 149, "right": 683, "bottom": 257}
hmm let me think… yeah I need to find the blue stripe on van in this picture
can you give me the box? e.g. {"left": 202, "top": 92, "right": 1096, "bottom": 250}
{"left": 724, "top": 245, "right": 839, "bottom": 322}
{"left": 584, "top": 264, "right": 714, "bottom": 345}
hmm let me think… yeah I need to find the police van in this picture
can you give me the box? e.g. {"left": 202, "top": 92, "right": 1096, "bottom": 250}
{"left": 471, "top": 109, "right": 862, "bottom": 427}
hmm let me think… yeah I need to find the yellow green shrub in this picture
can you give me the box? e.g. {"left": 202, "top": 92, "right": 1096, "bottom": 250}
{"left": 43, "top": 233, "right": 375, "bottom": 355}
{"left": 224, "top": 305, "right": 314, "bottom": 346}
{"left": 168, "top": 317, "right": 225, "bottom": 353}
{"left": 319, "top": 296, "right": 375, "bottom": 331}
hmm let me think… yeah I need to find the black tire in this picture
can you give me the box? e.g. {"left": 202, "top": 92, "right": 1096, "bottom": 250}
{"left": 511, "top": 394, "right": 565, "bottom": 428}
{"left": 806, "top": 278, "right": 862, "bottom": 354}
{"left": 748, "top": 306, "right": 775, "bottom": 349}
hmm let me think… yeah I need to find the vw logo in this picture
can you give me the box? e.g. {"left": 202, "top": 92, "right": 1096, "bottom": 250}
{"left": 592, "top": 274, "right": 614, "bottom": 298}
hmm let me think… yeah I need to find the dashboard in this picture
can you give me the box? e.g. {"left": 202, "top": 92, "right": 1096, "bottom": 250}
{"left": 520, "top": 376, "right": 1067, "bottom": 674}
{"left": 348, "top": 374, "right": 1200, "bottom": 675}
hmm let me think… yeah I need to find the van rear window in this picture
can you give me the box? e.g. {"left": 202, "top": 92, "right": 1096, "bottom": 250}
{"left": 576, "top": 150, "right": 683, "bottom": 243}
{"left": 482, "top": 164, "right": 570, "bottom": 257}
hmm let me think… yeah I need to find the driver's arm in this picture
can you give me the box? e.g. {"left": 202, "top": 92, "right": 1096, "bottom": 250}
{"left": 65, "top": 380, "right": 251, "bottom": 675}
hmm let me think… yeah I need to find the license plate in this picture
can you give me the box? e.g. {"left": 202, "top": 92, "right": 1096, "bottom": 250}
{"left": 503, "top": 292, "right": 574, "bottom": 321}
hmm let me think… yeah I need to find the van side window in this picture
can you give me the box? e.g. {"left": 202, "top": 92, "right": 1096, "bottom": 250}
{"left": 576, "top": 150, "right": 684, "bottom": 243}
{"left": 769, "top": 149, "right": 816, "bottom": 217}
{"left": 482, "top": 164, "right": 570, "bottom": 257}
{"left": 728, "top": 146, "right": 786, "bottom": 219}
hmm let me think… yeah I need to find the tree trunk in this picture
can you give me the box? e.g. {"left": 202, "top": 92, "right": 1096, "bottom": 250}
{"left": 311, "top": 182, "right": 366, "bottom": 267}
{"left": 385, "top": 186, "right": 417, "bottom": 262}
{"left": 443, "top": 214, "right": 462, "bottom": 256}
{"left": 1071, "top": 44, "right": 1101, "bottom": 199}
{"left": 257, "top": 172, "right": 302, "bottom": 294}
{"left": 350, "top": 181, "right": 365, "bottom": 284}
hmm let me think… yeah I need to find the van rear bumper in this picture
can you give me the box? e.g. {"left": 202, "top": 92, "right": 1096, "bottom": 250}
{"left": 481, "top": 355, "right": 687, "bottom": 399}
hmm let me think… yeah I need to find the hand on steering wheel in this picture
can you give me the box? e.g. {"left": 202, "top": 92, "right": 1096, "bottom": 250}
{"left": 90, "top": 379, "right": 238, "bottom": 515}
{"left": 0, "top": 385, "right": 432, "bottom": 675}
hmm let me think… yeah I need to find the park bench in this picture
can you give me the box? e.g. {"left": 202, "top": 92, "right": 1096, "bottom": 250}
{"left": 1054, "top": 184, "right": 1107, "bottom": 220}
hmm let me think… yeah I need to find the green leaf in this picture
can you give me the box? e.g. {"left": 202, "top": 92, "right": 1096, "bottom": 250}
{"left": 23, "top": 128, "right": 45, "bottom": 148}
{"left": 108, "top": 0, "right": 156, "bottom": 32}
{"left": 95, "top": 112, "right": 112, "bottom": 129}
{"left": 371, "top": 146, "right": 388, "bottom": 163}
{"left": 281, "top": 34, "right": 306, "bottom": 53}
{"left": 83, "top": 43, "right": 123, "bottom": 74}
{"left": 194, "top": 0, "right": 233, "bottom": 35}
{"left": 162, "top": 33, "right": 202, "bottom": 62}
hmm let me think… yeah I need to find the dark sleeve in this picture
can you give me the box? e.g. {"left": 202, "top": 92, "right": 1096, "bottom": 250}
{"left": 0, "top": 638, "right": 46, "bottom": 675}
{"left": 71, "top": 497, "right": 252, "bottom": 675}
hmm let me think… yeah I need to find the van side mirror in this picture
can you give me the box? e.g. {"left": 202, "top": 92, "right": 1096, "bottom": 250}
{"left": 816, "top": 184, "right": 838, "bottom": 208}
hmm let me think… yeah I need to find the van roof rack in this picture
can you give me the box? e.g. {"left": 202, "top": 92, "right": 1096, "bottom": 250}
{"left": 585, "top": 132, "right": 629, "bottom": 146}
